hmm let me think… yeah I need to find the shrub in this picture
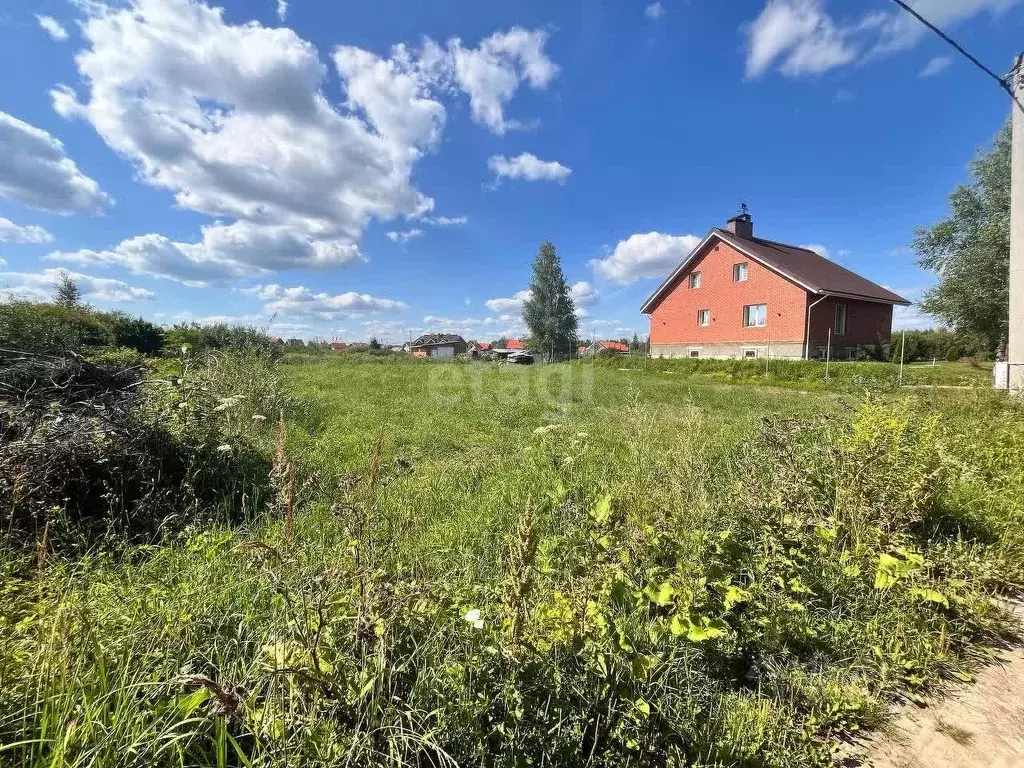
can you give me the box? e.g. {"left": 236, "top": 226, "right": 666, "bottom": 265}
{"left": 165, "top": 322, "right": 283, "bottom": 359}
{"left": 0, "top": 349, "right": 282, "bottom": 551}
{"left": 0, "top": 300, "right": 165, "bottom": 357}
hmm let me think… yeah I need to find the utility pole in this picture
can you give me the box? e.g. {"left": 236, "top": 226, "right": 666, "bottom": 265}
{"left": 1010, "top": 53, "right": 1024, "bottom": 392}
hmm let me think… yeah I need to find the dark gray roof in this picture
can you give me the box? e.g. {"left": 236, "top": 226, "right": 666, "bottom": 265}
{"left": 642, "top": 228, "right": 910, "bottom": 312}
{"left": 411, "top": 333, "right": 466, "bottom": 347}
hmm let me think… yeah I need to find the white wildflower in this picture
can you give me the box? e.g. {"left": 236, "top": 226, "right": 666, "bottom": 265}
{"left": 216, "top": 444, "right": 232, "bottom": 452}
{"left": 463, "top": 608, "right": 484, "bottom": 629}
{"left": 252, "top": 414, "right": 267, "bottom": 422}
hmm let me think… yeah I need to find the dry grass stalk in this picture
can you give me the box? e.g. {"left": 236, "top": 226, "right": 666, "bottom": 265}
{"left": 176, "top": 674, "right": 245, "bottom": 720}
{"left": 284, "top": 464, "right": 295, "bottom": 545}
{"left": 35, "top": 518, "right": 49, "bottom": 572}
{"left": 367, "top": 427, "right": 384, "bottom": 493}
{"left": 504, "top": 502, "right": 538, "bottom": 647}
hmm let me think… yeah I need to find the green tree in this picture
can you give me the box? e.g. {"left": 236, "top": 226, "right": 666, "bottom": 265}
{"left": 53, "top": 271, "right": 82, "bottom": 308}
{"left": 914, "top": 121, "right": 1010, "bottom": 357}
{"left": 522, "top": 241, "right": 577, "bottom": 361}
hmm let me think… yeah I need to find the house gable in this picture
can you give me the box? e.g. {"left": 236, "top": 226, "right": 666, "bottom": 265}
{"left": 646, "top": 237, "right": 810, "bottom": 349}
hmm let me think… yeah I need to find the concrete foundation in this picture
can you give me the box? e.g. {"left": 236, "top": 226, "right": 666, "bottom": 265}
{"left": 652, "top": 341, "right": 805, "bottom": 359}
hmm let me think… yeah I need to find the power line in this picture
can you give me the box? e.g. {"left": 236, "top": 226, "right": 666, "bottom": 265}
{"left": 887, "top": 0, "right": 1022, "bottom": 111}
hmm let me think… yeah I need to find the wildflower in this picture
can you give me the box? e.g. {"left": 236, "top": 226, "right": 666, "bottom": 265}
{"left": 252, "top": 414, "right": 267, "bottom": 422}
{"left": 217, "top": 444, "right": 232, "bottom": 452}
{"left": 576, "top": 432, "right": 589, "bottom": 439}
{"left": 463, "top": 608, "right": 484, "bottom": 629}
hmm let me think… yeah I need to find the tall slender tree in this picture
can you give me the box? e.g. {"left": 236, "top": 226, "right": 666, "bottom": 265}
{"left": 53, "top": 271, "right": 81, "bottom": 308}
{"left": 522, "top": 241, "right": 577, "bottom": 361}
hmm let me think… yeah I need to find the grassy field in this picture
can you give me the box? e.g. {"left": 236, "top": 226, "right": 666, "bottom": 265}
{"left": 2, "top": 356, "right": 1023, "bottom": 767}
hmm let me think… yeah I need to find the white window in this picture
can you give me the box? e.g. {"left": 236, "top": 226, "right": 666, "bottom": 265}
{"left": 743, "top": 349, "right": 757, "bottom": 359}
{"left": 733, "top": 262, "right": 748, "bottom": 282}
{"left": 743, "top": 304, "right": 767, "bottom": 327}
{"left": 689, "top": 349, "right": 701, "bottom": 358}
{"left": 834, "top": 304, "right": 847, "bottom": 336}
{"left": 689, "top": 272, "right": 702, "bottom": 289}
{"left": 697, "top": 309, "right": 711, "bottom": 327}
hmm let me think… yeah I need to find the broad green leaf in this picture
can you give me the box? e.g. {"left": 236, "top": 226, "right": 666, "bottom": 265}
{"left": 591, "top": 495, "right": 613, "bottom": 525}
{"left": 910, "top": 588, "right": 949, "bottom": 607}
{"left": 723, "top": 585, "right": 750, "bottom": 611}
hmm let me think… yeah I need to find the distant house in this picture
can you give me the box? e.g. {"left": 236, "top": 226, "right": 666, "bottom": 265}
{"left": 580, "top": 340, "right": 629, "bottom": 357}
{"left": 347, "top": 342, "right": 370, "bottom": 351}
{"left": 329, "top": 341, "right": 347, "bottom": 351}
{"left": 466, "top": 340, "right": 491, "bottom": 358}
{"left": 641, "top": 210, "right": 910, "bottom": 360}
{"left": 507, "top": 338, "right": 525, "bottom": 350}
{"left": 410, "top": 333, "right": 467, "bottom": 358}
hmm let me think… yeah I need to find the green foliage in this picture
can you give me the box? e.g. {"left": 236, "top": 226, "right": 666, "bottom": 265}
{"left": 2, "top": 360, "right": 1022, "bottom": 767}
{"left": 165, "top": 322, "right": 282, "bottom": 359}
{"left": 915, "top": 121, "right": 1010, "bottom": 356}
{"left": 522, "top": 241, "right": 578, "bottom": 361}
{"left": 52, "top": 270, "right": 81, "bottom": 308}
{"left": 890, "top": 328, "right": 984, "bottom": 363}
{"left": 0, "top": 300, "right": 164, "bottom": 357}
{"left": 602, "top": 354, "right": 991, "bottom": 389}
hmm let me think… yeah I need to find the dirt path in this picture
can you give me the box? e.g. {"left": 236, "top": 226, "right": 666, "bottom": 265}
{"left": 857, "top": 646, "right": 1024, "bottom": 767}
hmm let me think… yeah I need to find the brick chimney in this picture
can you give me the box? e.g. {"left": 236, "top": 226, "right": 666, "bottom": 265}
{"left": 726, "top": 205, "right": 753, "bottom": 239}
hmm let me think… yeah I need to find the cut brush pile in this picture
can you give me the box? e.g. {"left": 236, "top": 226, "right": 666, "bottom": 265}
{"left": 0, "top": 348, "right": 278, "bottom": 553}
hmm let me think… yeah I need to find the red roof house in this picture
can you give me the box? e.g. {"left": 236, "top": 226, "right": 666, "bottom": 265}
{"left": 641, "top": 210, "right": 909, "bottom": 360}
{"left": 507, "top": 338, "right": 525, "bottom": 350}
{"left": 581, "top": 340, "right": 629, "bottom": 356}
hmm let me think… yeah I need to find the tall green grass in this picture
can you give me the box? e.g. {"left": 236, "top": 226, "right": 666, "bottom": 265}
{"left": 1, "top": 360, "right": 1021, "bottom": 767}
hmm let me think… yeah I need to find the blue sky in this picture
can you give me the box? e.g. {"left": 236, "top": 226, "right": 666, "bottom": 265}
{"left": 0, "top": 0, "right": 1020, "bottom": 343}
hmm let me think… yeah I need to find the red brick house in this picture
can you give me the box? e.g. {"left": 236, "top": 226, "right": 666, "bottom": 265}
{"left": 641, "top": 212, "right": 909, "bottom": 360}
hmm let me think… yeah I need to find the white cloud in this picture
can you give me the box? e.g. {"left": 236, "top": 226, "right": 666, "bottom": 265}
{"left": 569, "top": 280, "right": 598, "bottom": 307}
{"left": 0, "top": 268, "right": 154, "bottom": 302}
{"left": 800, "top": 243, "right": 830, "bottom": 258}
{"left": 450, "top": 27, "right": 558, "bottom": 134}
{"left": 744, "top": 0, "right": 856, "bottom": 79}
{"left": 421, "top": 314, "right": 525, "bottom": 338}
{"left": 920, "top": 55, "right": 952, "bottom": 77}
{"left": 276, "top": 0, "right": 288, "bottom": 21}
{"left": 49, "top": 1, "right": 556, "bottom": 282}
{"left": 385, "top": 228, "right": 424, "bottom": 244}
{"left": 0, "top": 111, "right": 110, "bottom": 215}
{"left": 333, "top": 40, "right": 448, "bottom": 150}
{"left": 242, "top": 283, "right": 407, "bottom": 318}
{"left": 645, "top": 2, "right": 665, "bottom": 20}
{"left": 744, "top": 0, "right": 1019, "bottom": 79}
{"left": 870, "top": 0, "right": 1019, "bottom": 55}
{"left": 37, "top": 15, "right": 69, "bottom": 41}
{"left": 590, "top": 231, "right": 701, "bottom": 285}
{"left": 893, "top": 303, "right": 937, "bottom": 331}
{"left": 488, "top": 153, "right": 571, "bottom": 183}
{"left": 486, "top": 289, "right": 531, "bottom": 314}
{"left": 49, "top": 0, "right": 449, "bottom": 281}
{"left": 47, "top": 221, "right": 363, "bottom": 286}
{"left": 423, "top": 215, "right": 468, "bottom": 226}
{"left": 0, "top": 217, "right": 54, "bottom": 244}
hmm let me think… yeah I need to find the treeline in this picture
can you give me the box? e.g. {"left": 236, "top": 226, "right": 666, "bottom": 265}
{"left": 891, "top": 328, "right": 987, "bottom": 363}
{"left": 0, "top": 299, "right": 281, "bottom": 359}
